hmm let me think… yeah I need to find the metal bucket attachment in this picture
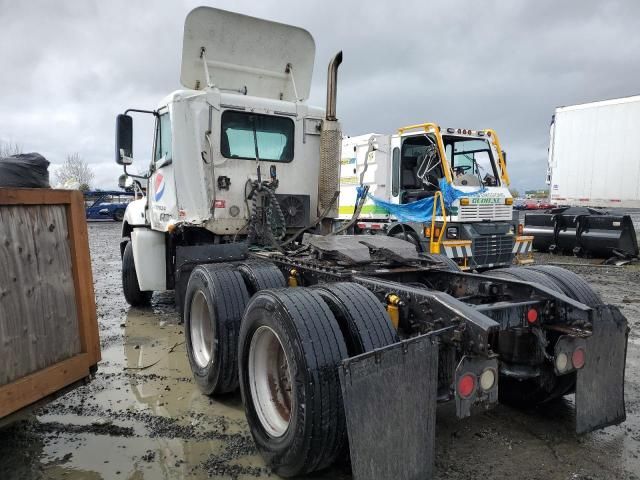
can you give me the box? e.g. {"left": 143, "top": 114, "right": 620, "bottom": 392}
{"left": 525, "top": 207, "right": 639, "bottom": 258}
{"left": 523, "top": 213, "right": 554, "bottom": 252}
{"left": 578, "top": 214, "right": 638, "bottom": 258}
{"left": 339, "top": 334, "right": 438, "bottom": 480}
{"left": 576, "top": 305, "right": 628, "bottom": 434}
{"left": 554, "top": 212, "right": 580, "bottom": 254}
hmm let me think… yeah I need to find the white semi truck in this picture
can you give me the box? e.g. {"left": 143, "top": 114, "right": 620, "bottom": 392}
{"left": 547, "top": 94, "right": 640, "bottom": 208}
{"left": 115, "top": 7, "right": 628, "bottom": 479}
{"left": 339, "top": 128, "right": 533, "bottom": 270}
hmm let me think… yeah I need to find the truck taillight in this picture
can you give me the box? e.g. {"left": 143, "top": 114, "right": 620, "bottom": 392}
{"left": 526, "top": 308, "right": 538, "bottom": 324}
{"left": 517, "top": 224, "right": 524, "bottom": 235}
{"left": 572, "top": 347, "right": 586, "bottom": 369}
{"left": 457, "top": 373, "right": 476, "bottom": 399}
{"left": 555, "top": 352, "right": 569, "bottom": 373}
{"left": 479, "top": 368, "right": 496, "bottom": 391}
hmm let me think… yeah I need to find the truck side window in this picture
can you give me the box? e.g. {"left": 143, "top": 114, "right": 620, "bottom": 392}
{"left": 221, "top": 110, "right": 294, "bottom": 162}
{"left": 155, "top": 113, "right": 172, "bottom": 162}
{"left": 392, "top": 147, "right": 400, "bottom": 197}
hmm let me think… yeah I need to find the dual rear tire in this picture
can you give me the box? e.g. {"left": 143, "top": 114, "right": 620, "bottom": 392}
{"left": 183, "top": 261, "right": 398, "bottom": 477}
{"left": 238, "top": 283, "right": 398, "bottom": 477}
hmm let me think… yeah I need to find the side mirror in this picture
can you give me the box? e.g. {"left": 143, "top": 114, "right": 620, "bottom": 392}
{"left": 118, "top": 174, "right": 133, "bottom": 189}
{"left": 116, "top": 114, "right": 133, "bottom": 165}
{"left": 502, "top": 151, "right": 507, "bottom": 164}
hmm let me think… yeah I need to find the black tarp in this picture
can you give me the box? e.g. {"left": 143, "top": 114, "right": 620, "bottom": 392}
{"left": 0, "top": 153, "right": 50, "bottom": 188}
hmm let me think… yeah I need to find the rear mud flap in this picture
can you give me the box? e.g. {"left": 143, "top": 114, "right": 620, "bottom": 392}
{"left": 339, "top": 334, "right": 438, "bottom": 480}
{"left": 576, "top": 305, "right": 629, "bottom": 434}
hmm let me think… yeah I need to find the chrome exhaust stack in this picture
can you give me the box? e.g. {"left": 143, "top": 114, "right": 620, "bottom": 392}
{"left": 318, "top": 51, "right": 343, "bottom": 220}
{"left": 325, "top": 51, "right": 342, "bottom": 121}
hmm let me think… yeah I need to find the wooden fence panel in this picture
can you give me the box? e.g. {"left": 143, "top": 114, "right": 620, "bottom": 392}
{"left": 0, "top": 188, "right": 99, "bottom": 419}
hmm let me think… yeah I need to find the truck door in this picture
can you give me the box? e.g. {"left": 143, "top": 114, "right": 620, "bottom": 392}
{"left": 390, "top": 136, "right": 401, "bottom": 205}
{"left": 149, "top": 109, "right": 178, "bottom": 231}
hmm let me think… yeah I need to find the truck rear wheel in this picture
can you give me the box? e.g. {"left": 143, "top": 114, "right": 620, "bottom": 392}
{"left": 491, "top": 266, "right": 594, "bottom": 406}
{"left": 489, "top": 267, "right": 564, "bottom": 292}
{"left": 525, "top": 265, "right": 603, "bottom": 308}
{"left": 313, "top": 282, "right": 398, "bottom": 355}
{"left": 184, "top": 265, "right": 249, "bottom": 395}
{"left": 122, "top": 241, "right": 152, "bottom": 306}
{"left": 236, "top": 260, "right": 286, "bottom": 295}
{"left": 238, "top": 288, "right": 348, "bottom": 477}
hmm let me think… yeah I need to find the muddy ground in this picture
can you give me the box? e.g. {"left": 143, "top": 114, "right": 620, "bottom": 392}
{"left": 1, "top": 222, "right": 640, "bottom": 480}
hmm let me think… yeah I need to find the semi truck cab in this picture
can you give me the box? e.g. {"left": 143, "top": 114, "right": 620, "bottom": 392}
{"left": 340, "top": 124, "right": 533, "bottom": 269}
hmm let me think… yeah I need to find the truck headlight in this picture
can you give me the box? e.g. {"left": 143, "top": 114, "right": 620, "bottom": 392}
{"left": 460, "top": 198, "right": 470, "bottom": 206}
{"left": 446, "top": 227, "right": 459, "bottom": 239}
{"left": 505, "top": 198, "right": 513, "bottom": 205}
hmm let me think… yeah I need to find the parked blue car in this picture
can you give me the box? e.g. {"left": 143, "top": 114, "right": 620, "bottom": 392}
{"left": 84, "top": 190, "right": 134, "bottom": 221}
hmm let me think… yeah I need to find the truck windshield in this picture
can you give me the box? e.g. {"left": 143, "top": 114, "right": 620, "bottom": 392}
{"left": 445, "top": 138, "right": 499, "bottom": 187}
{"left": 221, "top": 110, "right": 294, "bottom": 162}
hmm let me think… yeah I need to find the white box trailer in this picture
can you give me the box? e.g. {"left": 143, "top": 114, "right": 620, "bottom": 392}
{"left": 547, "top": 95, "right": 640, "bottom": 208}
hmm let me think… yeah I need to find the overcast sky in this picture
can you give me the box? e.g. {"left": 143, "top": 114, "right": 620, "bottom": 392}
{"left": 1, "top": 0, "right": 639, "bottom": 193}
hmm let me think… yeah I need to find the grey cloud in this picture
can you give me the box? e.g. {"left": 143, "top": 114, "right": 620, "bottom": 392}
{"left": 1, "top": 0, "right": 638, "bottom": 193}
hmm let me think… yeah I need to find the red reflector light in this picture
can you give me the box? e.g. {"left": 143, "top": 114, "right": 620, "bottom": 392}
{"left": 457, "top": 374, "right": 476, "bottom": 399}
{"left": 526, "top": 308, "right": 538, "bottom": 324}
{"left": 214, "top": 199, "right": 226, "bottom": 208}
{"left": 572, "top": 347, "right": 586, "bottom": 369}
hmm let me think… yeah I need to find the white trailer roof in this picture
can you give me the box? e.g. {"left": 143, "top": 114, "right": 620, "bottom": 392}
{"left": 180, "top": 7, "right": 315, "bottom": 102}
{"left": 556, "top": 94, "right": 640, "bottom": 113}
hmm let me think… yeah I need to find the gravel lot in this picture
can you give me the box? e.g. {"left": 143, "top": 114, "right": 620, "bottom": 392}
{"left": 1, "top": 222, "right": 639, "bottom": 480}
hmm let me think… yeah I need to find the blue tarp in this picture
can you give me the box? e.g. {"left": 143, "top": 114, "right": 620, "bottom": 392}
{"left": 356, "top": 178, "right": 485, "bottom": 223}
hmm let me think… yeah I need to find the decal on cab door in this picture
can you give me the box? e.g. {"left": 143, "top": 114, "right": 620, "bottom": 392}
{"left": 154, "top": 173, "right": 165, "bottom": 201}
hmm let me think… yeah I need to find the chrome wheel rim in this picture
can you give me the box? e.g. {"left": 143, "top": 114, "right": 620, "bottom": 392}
{"left": 248, "top": 326, "right": 293, "bottom": 438}
{"left": 190, "top": 290, "right": 215, "bottom": 369}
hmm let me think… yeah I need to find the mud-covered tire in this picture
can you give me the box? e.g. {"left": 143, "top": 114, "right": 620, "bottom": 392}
{"left": 525, "top": 265, "right": 603, "bottom": 308}
{"left": 184, "top": 265, "right": 249, "bottom": 395}
{"left": 238, "top": 288, "right": 348, "bottom": 477}
{"left": 489, "top": 267, "right": 564, "bottom": 292}
{"left": 313, "top": 282, "right": 398, "bottom": 356}
{"left": 122, "top": 241, "right": 152, "bottom": 306}
{"left": 236, "top": 261, "right": 286, "bottom": 295}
